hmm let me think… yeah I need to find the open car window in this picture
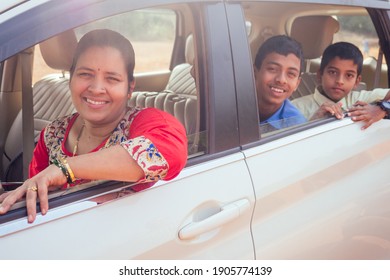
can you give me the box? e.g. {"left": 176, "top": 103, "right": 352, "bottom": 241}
{"left": 0, "top": 3, "right": 206, "bottom": 224}
{"left": 243, "top": 2, "right": 388, "bottom": 138}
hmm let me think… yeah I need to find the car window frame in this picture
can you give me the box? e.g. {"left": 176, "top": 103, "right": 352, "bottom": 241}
{"left": 233, "top": 1, "right": 390, "bottom": 145}
{"left": 0, "top": 0, "right": 242, "bottom": 224}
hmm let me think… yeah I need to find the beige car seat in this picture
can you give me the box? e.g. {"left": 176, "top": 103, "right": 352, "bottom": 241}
{"left": 129, "top": 34, "right": 199, "bottom": 154}
{"left": 34, "top": 30, "right": 77, "bottom": 138}
{"left": 2, "top": 30, "right": 76, "bottom": 181}
{"left": 289, "top": 15, "right": 340, "bottom": 100}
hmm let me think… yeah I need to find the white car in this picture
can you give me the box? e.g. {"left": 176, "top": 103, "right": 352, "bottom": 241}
{"left": 0, "top": 0, "right": 390, "bottom": 259}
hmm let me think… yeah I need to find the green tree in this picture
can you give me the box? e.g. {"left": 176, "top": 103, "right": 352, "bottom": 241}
{"left": 337, "top": 15, "right": 377, "bottom": 36}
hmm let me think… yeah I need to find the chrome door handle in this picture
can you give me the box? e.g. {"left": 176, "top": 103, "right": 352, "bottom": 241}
{"left": 178, "top": 199, "right": 250, "bottom": 240}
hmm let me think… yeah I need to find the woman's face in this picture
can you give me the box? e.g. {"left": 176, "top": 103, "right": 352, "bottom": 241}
{"left": 70, "top": 46, "right": 132, "bottom": 126}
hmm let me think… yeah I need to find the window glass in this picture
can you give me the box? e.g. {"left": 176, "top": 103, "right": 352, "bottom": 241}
{"left": 74, "top": 9, "right": 176, "bottom": 74}
{"left": 31, "top": 6, "right": 203, "bottom": 157}
{"left": 30, "top": 6, "right": 204, "bottom": 161}
{"left": 334, "top": 15, "right": 379, "bottom": 59}
{"left": 332, "top": 14, "right": 386, "bottom": 90}
{"left": 33, "top": 9, "right": 176, "bottom": 83}
{"left": 242, "top": 1, "right": 387, "bottom": 138}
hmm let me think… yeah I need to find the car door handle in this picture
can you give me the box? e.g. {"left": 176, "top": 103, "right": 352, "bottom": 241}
{"left": 178, "top": 199, "right": 250, "bottom": 240}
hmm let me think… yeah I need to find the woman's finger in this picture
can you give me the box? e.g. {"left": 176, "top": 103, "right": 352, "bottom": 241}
{"left": 0, "top": 186, "right": 27, "bottom": 214}
{"left": 37, "top": 184, "right": 49, "bottom": 215}
{"left": 25, "top": 185, "right": 39, "bottom": 223}
{"left": 0, "top": 191, "right": 11, "bottom": 202}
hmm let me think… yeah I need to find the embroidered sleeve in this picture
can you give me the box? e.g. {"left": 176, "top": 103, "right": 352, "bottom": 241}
{"left": 120, "top": 136, "right": 169, "bottom": 182}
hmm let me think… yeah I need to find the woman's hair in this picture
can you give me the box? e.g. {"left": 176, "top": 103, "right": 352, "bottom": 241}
{"left": 319, "top": 41, "right": 363, "bottom": 75}
{"left": 70, "top": 29, "right": 135, "bottom": 82}
{"left": 254, "top": 35, "right": 304, "bottom": 74}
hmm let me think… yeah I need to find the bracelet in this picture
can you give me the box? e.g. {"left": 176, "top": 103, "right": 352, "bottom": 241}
{"left": 52, "top": 158, "right": 69, "bottom": 182}
{"left": 52, "top": 158, "right": 76, "bottom": 184}
{"left": 60, "top": 157, "right": 76, "bottom": 183}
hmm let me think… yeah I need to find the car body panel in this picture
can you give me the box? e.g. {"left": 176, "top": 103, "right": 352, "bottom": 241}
{"left": 0, "top": 153, "right": 255, "bottom": 259}
{"left": 245, "top": 119, "right": 390, "bottom": 259}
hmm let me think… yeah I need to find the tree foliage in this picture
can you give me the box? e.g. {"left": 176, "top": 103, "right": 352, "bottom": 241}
{"left": 337, "top": 15, "right": 377, "bottom": 36}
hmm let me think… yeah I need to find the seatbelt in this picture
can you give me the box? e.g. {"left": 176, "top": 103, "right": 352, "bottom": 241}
{"left": 20, "top": 50, "right": 35, "bottom": 180}
{"left": 373, "top": 46, "right": 383, "bottom": 88}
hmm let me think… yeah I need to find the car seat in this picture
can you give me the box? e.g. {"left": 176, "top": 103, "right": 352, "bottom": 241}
{"left": 289, "top": 15, "right": 340, "bottom": 100}
{"left": 2, "top": 30, "right": 77, "bottom": 181}
{"left": 129, "top": 34, "right": 199, "bottom": 155}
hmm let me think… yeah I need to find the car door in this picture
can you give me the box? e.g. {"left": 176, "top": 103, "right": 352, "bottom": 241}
{"left": 0, "top": 0, "right": 256, "bottom": 259}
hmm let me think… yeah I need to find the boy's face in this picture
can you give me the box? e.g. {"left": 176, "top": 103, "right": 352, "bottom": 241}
{"left": 318, "top": 56, "right": 362, "bottom": 102}
{"left": 254, "top": 52, "right": 301, "bottom": 110}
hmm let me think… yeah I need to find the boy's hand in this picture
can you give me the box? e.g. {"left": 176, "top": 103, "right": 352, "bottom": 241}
{"left": 348, "top": 100, "right": 386, "bottom": 130}
{"left": 311, "top": 101, "right": 344, "bottom": 120}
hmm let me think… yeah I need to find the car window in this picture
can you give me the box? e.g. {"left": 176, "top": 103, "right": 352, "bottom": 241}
{"left": 1, "top": 0, "right": 390, "bottom": 260}
{"left": 333, "top": 14, "right": 386, "bottom": 90}
{"left": 32, "top": 9, "right": 176, "bottom": 84}
{"left": 1, "top": 3, "right": 206, "bottom": 219}
{"left": 242, "top": 1, "right": 389, "bottom": 138}
{"left": 32, "top": 7, "right": 204, "bottom": 159}
{"left": 334, "top": 15, "right": 379, "bottom": 59}
{"left": 75, "top": 9, "right": 176, "bottom": 74}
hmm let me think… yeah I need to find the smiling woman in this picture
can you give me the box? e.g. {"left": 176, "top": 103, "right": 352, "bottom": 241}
{"left": 1, "top": 0, "right": 390, "bottom": 261}
{"left": 0, "top": 29, "right": 188, "bottom": 223}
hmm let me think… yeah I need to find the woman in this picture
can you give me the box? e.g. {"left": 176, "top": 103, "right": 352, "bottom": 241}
{"left": 0, "top": 29, "right": 188, "bottom": 223}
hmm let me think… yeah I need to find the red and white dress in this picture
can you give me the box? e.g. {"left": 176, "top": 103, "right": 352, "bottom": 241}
{"left": 29, "top": 107, "right": 188, "bottom": 191}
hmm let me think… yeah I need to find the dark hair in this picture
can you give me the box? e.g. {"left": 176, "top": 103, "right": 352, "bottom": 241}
{"left": 254, "top": 35, "right": 304, "bottom": 74}
{"left": 70, "top": 29, "right": 135, "bottom": 82}
{"left": 319, "top": 41, "right": 363, "bottom": 75}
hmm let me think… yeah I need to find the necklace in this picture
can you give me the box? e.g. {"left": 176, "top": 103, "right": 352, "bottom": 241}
{"left": 72, "top": 123, "right": 85, "bottom": 156}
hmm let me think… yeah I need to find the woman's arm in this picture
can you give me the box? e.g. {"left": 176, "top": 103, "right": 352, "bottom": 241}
{"left": 67, "top": 145, "right": 144, "bottom": 182}
{"left": 0, "top": 107, "right": 187, "bottom": 223}
{"left": 0, "top": 145, "right": 144, "bottom": 223}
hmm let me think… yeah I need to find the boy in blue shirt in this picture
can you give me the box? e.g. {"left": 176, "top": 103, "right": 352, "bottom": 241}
{"left": 254, "top": 35, "right": 307, "bottom": 133}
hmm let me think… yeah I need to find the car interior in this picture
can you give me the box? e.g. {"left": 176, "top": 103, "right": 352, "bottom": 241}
{"left": 243, "top": 2, "right": 386, "bottom": 95}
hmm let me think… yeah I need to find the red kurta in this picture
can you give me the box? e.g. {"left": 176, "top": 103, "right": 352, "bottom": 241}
{"left": 29, "top": 107, "right": 187, "bottom": 191}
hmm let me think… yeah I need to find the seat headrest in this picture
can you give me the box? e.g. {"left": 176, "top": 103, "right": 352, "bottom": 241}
{"left": 39, "top": 30, "right": 78, "bottom": 71}
{"left": 290, "top": 16, "right": 339, "bottom": 59}
{"left": 185, "top": 34, "right": 194, "bottom": 65}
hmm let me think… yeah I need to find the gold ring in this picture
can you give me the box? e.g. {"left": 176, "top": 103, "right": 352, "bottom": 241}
{"left": 27, "top": 185, "right": 38, "bottom": 192}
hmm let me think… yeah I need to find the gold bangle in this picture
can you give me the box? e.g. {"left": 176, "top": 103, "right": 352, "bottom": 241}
{"left": 60, "top": 157, "right": 76, "bottom": 183}
{"left": 52, "top": 158, "right": 70, "bottom": 183}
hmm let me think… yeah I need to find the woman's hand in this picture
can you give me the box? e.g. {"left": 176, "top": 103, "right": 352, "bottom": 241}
{"left": 0, "top": 164, "right": 67, "bottom": 223}
{"left": 348, "top": 101, "right": 386, "bottom": 130}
